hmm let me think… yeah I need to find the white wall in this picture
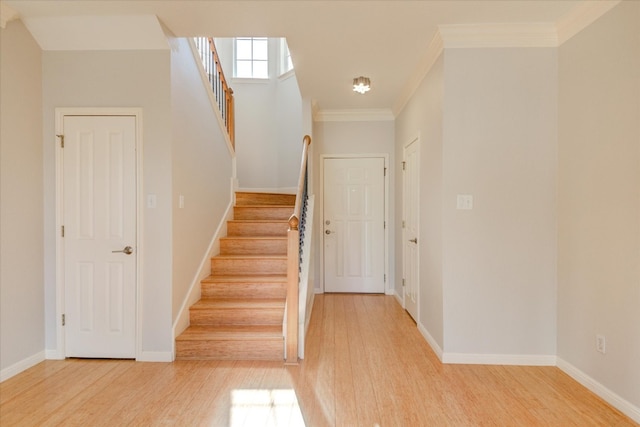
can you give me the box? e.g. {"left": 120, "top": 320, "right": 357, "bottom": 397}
{"left": 313, "top": 120, "right": 395, "bottom": 293}
{"left": 558, "top": 0, "right": 640, "bottom": 409}
{"left": 0, "top": 20, "right": 45, "bottom": 373}
{"left": 169, "top": 36, "right": 233, "bottom": 320}
{"left": 42, "top": 50, "right": 173, "bottom": 355}
{"left": 394, "top": 56, "right": 444, "bottom": 349}
{"left": 216, "top": 37, "right": 304, "bottom": 189}
{"left": 442, "top": 48, "right": 558, "bottom": 357}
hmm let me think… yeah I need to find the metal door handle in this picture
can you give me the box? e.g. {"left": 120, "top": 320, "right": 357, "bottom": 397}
{"left": 112, "top": 246, "right": 133, "bottom": 255}
{"left": 409, "top": 238, "right": 418, "bottom": 244}
{"left": 325, "top": 230, "right": 332, "bottom": 235}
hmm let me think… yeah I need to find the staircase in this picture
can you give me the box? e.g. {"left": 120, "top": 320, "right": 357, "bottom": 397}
{"left": 175, "top": 191, "right": 296, "bottom": 360}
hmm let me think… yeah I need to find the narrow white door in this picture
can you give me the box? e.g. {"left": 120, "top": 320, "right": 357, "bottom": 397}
{"left": 323, "top": 157, "right": 385, "bottom": 293}
{"left": 403, "top": 139, "right": 420, "bottom": 321}
{"left": 63, "top": 115, "right": 137, "bottom": 358}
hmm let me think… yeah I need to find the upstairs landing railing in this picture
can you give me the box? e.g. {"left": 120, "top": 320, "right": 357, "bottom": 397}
{"left": 194, "top": 37, "right": 235, "bottom": 149}
{"left": 286, "top": 135, "right": 311, "bottom": 364}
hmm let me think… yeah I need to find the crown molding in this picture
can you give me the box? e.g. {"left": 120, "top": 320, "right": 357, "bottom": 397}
{"left": 438, "top": 23, "right": 558, "bottom": 49}
{"left": 392, "top": 30, "right": 443, "bottom": 117}
{"left": 314, "top": 108, "right": 394, "bottom": 122}
{"left": 557, "top": 0, "right": 622, "bottom": 45}
{"left": 0, "top": 1, "right": 20, "bottom": 29}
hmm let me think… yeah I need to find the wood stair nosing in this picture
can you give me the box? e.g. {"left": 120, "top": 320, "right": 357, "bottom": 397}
{"left": 235, "top": 192, "right": 296, "bottom": 206}
{"left": 233, "top": 205, "right": 294, "bottom": 221}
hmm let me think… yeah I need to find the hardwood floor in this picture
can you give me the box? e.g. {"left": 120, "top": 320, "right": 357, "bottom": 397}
{"left": 1, "top": 294, "right": 636, "bottom": 426}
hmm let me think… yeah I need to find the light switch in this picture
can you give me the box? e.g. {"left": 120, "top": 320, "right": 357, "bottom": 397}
{"left": 147, "top": 194, "right": 157, "bottom": 209}
{"left": 456, "top": 194, "right": 473, "bottom": 210}
{"left": 179, "top": 195, "right": 184, "bottom": 209}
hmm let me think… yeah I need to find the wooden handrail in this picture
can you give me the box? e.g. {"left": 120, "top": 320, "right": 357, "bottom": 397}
{"left": 285, "top": 135, "right": 311, "bottom": 364}
{"left": 193, "top": 37, "right": 235, "bottom": 150}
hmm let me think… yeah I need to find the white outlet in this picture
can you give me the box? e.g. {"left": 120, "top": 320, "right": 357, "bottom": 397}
{"left": 147, "top": 194, "right": 157, "bottom": 209}
{"left": 456, "top": 194, "right": 473, "bottom": 210}
{"left": 596, "top": 334, "right": 606, "bottom": 354}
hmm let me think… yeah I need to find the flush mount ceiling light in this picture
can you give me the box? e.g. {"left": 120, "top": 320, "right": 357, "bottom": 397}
{"left": 353, "top": 76, "right": 371, "bottom": 94}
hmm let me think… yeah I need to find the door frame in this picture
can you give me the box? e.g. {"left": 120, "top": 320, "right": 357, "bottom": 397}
{"left": 402, "top": 135, "right": 420, "bottom": 320}
{"left": 54, "top": 108, "right": 143, "bottom": 360}
{"left": 319, "top": 153, "right": 390, "bottom": 294}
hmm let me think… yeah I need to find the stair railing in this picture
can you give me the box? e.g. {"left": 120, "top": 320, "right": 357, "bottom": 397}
{"left": 286, "top": 135, "right": 311, "bottom": 364}
{"left": 193, "top": 37, "right": 235, "bottom": 149}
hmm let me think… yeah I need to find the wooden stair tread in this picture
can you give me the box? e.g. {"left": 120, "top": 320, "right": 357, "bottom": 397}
{"left": 212, "top": 255, "right": 287, "bottom": 260}
{"left": 176, "top": 325, "right": 282, "bottom": 341}
{"left": 220, "top": 236, "right": 287, "bottom": 240}
{"left": 228, "top": 219, "right": 288, "bottom": 223}
{"left": 191, "top": 298, "right": 285, "bottom": 309}
{"left": 203, "top": 274, "right": 287, "bottom": 283}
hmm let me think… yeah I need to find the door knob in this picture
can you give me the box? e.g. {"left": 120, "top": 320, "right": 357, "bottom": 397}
{"left": 409, "top": 238, "right": 418, "bottom": 244}
{"left": 112, "top": 246, "right": 133, "bottom": 255}
{"left": 325, "top": 230, "right": 332, "bottom": 235}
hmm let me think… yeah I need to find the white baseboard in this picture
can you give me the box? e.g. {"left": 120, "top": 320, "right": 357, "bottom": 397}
{"left": 557, "top": 358, "right": 640, "bottom": 424}
{"left": 392, "top": 290, "right": 403, "bottom": 307}
{"left": 442, "top": 352, "right": 557, "bottom": 366}
{"left": 45, "top": 348, "right": 64, "bottom": 360}
{"left": 417, "top": 323, "right": 444, "bottom": 361}
{"left": 172, "top": 199, "right": 234, "bottom": 343}
{"left": 0, "top": 350, "right": 45, "bottom": 382}
{"left": 137, "top": 351, "right": 173, "bottom": 362}
{"left": 237, "top": 187, "right": 297, "bottom": 194}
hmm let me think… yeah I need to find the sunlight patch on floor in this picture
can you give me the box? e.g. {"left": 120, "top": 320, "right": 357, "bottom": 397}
{"left": 230, "top": 389, "right": 305, "bottom": 427}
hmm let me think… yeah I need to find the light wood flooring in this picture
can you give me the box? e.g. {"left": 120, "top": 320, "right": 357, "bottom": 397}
{"left": 1, "top": 294, "right": 637, "bottom": 426}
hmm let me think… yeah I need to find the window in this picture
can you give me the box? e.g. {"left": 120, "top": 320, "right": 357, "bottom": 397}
{"left": 235, "top": 37, "right": 268, "bottom": 79}
{"left": 281, "top": 39, "right": 293, "bottom": 75}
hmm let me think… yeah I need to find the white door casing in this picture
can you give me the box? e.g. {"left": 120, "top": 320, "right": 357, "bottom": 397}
{"left": 403, "top": 138, "right": 420, "bottom": 321}
{"left": 61, "top": 115, "right": 137, "bottom": 358}
{"left": 323, "top": 157, "right": 385, "bottom": 293}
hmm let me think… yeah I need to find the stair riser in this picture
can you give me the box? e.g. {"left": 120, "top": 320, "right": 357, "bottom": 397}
{"left": 220, "top": 238, "right": 287, "bottom": 255}
{"left": 190, "top": 308, "right": 283, "bottom": 326}
{"left": 227, "top": 222, "right": 288, "bottom": 237}
{"left": 236, "top": 192, "right": 296, "bottom": 206}
{"left": 176, "top": 339, "right": 283, "bottom": 360}
{"left": 233, "top": 206, "right": 293, "bottom": 221}
{"left": 211, "top": 258, "right": 287, "bottom": 275}
{"left": 202, "top": 282, "right": 286, "bottom": 299}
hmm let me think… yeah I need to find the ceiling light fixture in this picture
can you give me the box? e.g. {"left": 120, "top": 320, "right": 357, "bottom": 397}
{"left": 353, "top": 76, "right": 371, "bottom": 94}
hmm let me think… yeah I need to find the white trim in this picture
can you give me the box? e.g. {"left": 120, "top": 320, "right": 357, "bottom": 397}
{"left": 393, "top": 31, "right": 443, "bottom": 116}
{"left": 438, "top": 23, "right": 558, "bottom": 49}
{"left": 54, "top": 108, "right": 143, "bottom": 360}
{"left": 557, "top": 358, "right": 640, "bottom": 424}
{"left": 0, "top": 351, "right": 45, "bottom": 383}
{"left": 442, "top": 352, "right": 557, "bottom": 366}
{"left": 393, "top": 290, "right": 403, "bottom": 307}
{"left": 172, "top": 196, "right": 234, "bottom": 351}
{"left": 314, "top": 109, "right": 394, "bottom": 123}
{"left": 237, "top": 187, "right": 297, "bottom": 194}
{"left": 557, "top": 0, "right": 622, "bottom": 45}
{"left": 45, "top": 349, "right": 63, "bottom": 360}
{"left": 0, "top": 1, "right": 19, "bottom": 29}
{"left": 188, "top": 38, "right": 236, "bottom": 157}
{"left": 137, "top": 351, "right": 173, "bottom": 363}
{"left": 319, "top": 154, "right": 389, "bottom": 294}
{"left": 418, "top": 322, "right": 444, "bottom": 362}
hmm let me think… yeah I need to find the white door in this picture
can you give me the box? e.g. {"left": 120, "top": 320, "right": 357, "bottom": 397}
{"left": 323, "top": 157, "right": 385, "bottom": 293}
{"left": 63, "top": 115, "right": 137, "bottom": 358}
{"left": 403, "top": 139, "right": 420, "bottom": 321}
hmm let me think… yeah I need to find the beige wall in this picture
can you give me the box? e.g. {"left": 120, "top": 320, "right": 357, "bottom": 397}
{"left": 394, "top": 55, "right": 445, "bottom": 348}
{"left": 558, "top": 0, "right": 640, "bottom": 408}
{"left": 0, "top": 20, "right": 44, "bottom": 373}
{"left": 42, "top": 49, "right": 173, "bottom": 355}
{"left": 170, "top": 36, "right": 233, "bottom": 320}
{"left": 442, "top": 47, "right": 558, "bottom": 356}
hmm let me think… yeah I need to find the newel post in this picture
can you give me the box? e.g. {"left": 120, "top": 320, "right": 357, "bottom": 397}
{"left": 286, "top": 214, "right": 300, "bottom": 364}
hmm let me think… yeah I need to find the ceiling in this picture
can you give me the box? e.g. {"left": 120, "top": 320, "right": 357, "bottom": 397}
{"left": 5, "top": 1, "right": 584, "bottom": 113}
